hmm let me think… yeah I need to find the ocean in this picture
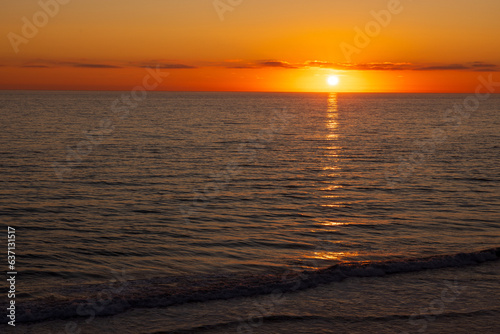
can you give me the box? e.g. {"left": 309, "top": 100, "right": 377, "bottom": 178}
{"left": 1, "top": 91, "right": 499, "bottom": 333}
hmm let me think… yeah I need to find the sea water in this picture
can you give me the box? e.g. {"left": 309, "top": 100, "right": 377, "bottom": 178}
{"left": 0, "top": 91, "right": 499, "bottom": 333}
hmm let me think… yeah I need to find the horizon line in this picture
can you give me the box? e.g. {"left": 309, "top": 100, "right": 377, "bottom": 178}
{"left": 1, "top": 89, "right": 498, "bottom": 94}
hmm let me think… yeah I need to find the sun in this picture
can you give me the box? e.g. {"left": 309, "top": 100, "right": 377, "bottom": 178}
{"left": 327, "top": 75, "right": 340, "bottom": 86}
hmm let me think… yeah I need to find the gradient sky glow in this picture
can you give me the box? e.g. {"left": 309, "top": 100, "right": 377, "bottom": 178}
{"left": 1, "top": 0, "right": 499, "bottom": 92}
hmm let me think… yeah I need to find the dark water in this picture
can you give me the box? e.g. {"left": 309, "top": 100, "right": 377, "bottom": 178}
{"left": 1, "top": 91, "right": 499, "bottom": 333}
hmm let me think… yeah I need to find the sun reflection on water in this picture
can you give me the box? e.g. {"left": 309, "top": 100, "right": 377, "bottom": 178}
{"left": 320, "top": 221, "right": 348, "bottom": 226}
{"left": 299, "top": 93, "right": 362, "bottom": 267}
{"left": 307, "top": 93, "right": 354, "bottom": 265}
{"left": 310, "top": 251, "right": 359, "bottom": 261}
{"left": 326, "top": 92, "right": 339, "bottom": 133}
{"left": 320, "top": 93, "right": 342, "bottom": 210}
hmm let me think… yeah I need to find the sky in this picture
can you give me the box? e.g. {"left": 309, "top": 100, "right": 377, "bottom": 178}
{"left": 0, "top": 0, "right": 499, "bottom": 92}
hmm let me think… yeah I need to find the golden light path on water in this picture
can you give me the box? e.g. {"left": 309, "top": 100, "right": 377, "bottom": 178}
{"left": 305, "top": 93, "right": 359, "bottom": 266}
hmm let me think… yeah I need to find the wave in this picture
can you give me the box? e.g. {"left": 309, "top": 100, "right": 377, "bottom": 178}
{"left": 149, "top": 309, "right": 500, "bottom": 334}
{"left": 6, "top": 247, "right": 500, "bottom": 325}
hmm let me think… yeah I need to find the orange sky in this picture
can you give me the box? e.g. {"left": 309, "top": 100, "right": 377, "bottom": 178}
{"left": 1, "top": 0, "right": 499, "bottom": 92}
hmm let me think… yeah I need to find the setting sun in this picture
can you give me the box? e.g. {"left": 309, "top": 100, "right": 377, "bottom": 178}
{"left": 327, "top": 76, "right": 340, "bottom": 86}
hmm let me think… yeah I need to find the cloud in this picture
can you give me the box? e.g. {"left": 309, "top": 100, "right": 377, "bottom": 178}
{"left": 414, "top": 64, "right": 469, "bottom": 71}
{"left": 130, "top": 60, "right": 197, "bottom": 69}
{"left": 467, "top": 61, "right": 498, "bottom": 71}
{"left": 17, "top": 60, "right": 122, "bottom": 68}
{"left": 413, "top": 62, "right": 498, "bottom": 71}
{"left": 6, "top": 59, "right": 498, "bottom": 72}
{"left": 343, "top": 62, "right": 413, "bottom": 71}
{"left": 218, "top": 60, "right": 298, "bottom": 69}
{"left": 73, "top": 63, "right": 122, "bottom": 68}
{"left": 21, "top": 65, "right": 50, "bottom": 68}
{"left": 226, "top": 65, "right": 258, "bottom": 69}
{"left": 218, "top": 59, "right": 499, "bottom": 72}
{"left": 139, "top": 63, "right": 196, "bottom": 69}
{"left": 305, "top": 61, "right": 460, "bottom": 71}
{"left": 294, "top": 60, "right": 498, "bottom": 72}
{"left": 11, "top": 59, "right": 195, "bottom": 69}
{"left": 305, "top": 60, "right": 335, "bottom": 68}
{"left": 214, "top": 60, "right": 258, "bottom": 69}
{"left": 258, "top": 61, "right": 298, "bottom": 69}
{"left": 469, "top": 61, "right": 497, "bottom": 68}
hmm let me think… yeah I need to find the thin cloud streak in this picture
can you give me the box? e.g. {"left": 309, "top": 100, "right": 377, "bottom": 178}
{"left": 7, "top": 59, "right": 196, "bottom": 69}
{"left": 73, "top": 63, "right": 122, "bottom": 69}
{"left": 137, "top": 63, "right": 197, "bottom": 69}
{"left": 3, "top": 59, "right": 498, "bottom": 72}
{"left": 221, "top": 60, "right": 498, "bottom": 71}
{"left": 258, "top": 61, "right": 298, "bottom": 69}
{"left": 305, "top": 61, "right": 498, "bottom": 72}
